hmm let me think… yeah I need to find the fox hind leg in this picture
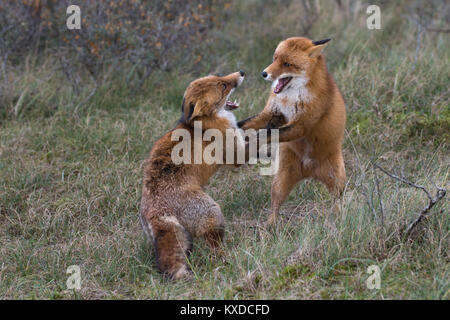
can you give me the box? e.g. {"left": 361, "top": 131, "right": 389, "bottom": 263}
{"left": 151, "top": 216, "right": 193, "bottom": 280}
{"left": 269, "top": 145, "right": 304, "bottom": 226}
{"left": 313, "top": 152, "right": 346, "bottom": 197}
{"left": 197, "top": 203, "right": 226, "bottom": 256}
{"left": 312, "top": 152, "right": 347, "bottom": 215}
{"left": 139, "top": 209, "right": 154, "bottom": 244}
{"left": 182, "top": 195, "right": 226, "bottom": 257}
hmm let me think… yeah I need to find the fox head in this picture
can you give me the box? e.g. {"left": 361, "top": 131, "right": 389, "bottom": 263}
{"left": 261, "top": 37, "right": 331, "bottom": 95}
{"left": 181, "top": 71, "right": 245, "bottom": 124}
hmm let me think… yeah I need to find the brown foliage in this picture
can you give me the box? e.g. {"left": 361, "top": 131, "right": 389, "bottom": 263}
{"left": 0, "top": 0, "right": 225, "bottom": 90}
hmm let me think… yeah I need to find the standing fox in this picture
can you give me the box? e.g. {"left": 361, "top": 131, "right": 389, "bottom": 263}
{"left": 140, "top": 71, "right": 245, "bottom": 280}
{"left": 238, "top": 37, "right": 346, "bottom": 225}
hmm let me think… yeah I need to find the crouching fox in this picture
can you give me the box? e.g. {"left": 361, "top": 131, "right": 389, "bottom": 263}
{"left": 140, "top": 71, "right": 245, "bottom": 280}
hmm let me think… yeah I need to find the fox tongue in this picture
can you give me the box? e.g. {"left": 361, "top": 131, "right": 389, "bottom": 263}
{"left": 225, "top": 100, "right": 239, "bottom": 110}
{"left": 274, "top": 77, "right": 291, "bottom": 94}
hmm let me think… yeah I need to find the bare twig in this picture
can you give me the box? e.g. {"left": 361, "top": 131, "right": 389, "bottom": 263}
{"left": 406, "top": 6, "right": 450, "bottom": 71}
{"left": 1, "top": 53, "right": 8, "bottom": 92}
{"left": 345, "top": 130, "right": 378, "bottom": 220}
{"left": 374, "top": 164, "right": 447, "bottom": 239}
{"left": 373, "top": 165, "right": 385, "bottom": 226}
{"left": 59, "top": 56, "right": 80, "bottom": 96}
{"left": 409, "top": 16, "right": 424, "bottom": 72}
{"left": 425, "top": 27, "right": 450, "bottom": 33}
{"left": 374, "top": 165, "right": 434, "bottom": 200}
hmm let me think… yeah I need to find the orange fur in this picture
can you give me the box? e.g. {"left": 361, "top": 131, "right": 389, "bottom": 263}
{"left": 140, "top": 71, "right": 245, "bottom": 279}
{"left": 238, "top": 37, "right": 347, "bottom": 225}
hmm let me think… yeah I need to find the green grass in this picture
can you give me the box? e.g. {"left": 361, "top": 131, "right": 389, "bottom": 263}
{"left": 0, "top": 1, "right": 448, "bottom": 299}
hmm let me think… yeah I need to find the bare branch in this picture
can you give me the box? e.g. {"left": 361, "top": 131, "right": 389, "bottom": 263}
{"left": 373, "top": 164, "right": 447, "bottom": 239}
{"left": 74, "top": 85, "right": 98, "bottom": 113}
{"left": 373, "top": 165, "right": 385, "bottom": 226}
{"left": 425, "top": 27, "right": 450, "bottom": 33}
{"left": 373, "top": 164, "right": 433, "bottom": 201}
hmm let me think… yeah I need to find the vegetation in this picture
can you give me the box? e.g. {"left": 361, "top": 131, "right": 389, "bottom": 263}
{"left": 0, "top": 0, "right": 448, "bottom": 299}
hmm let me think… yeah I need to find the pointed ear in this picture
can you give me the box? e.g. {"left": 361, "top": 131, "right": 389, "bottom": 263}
{"left": 312, "top": 38, "right": 331, "bottom": 46}
{"left": 185, "top": 100, "right": 206, "bottom": 122}
{"left": 307, "top": 43, "right": 328, "bottom": 58}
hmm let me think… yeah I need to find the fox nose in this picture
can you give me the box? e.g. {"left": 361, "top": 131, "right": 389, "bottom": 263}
{"left": 239, "top": 70, "right": 245, "bottom": 76}
{"left": 261, "top": 71, "right": 268, "bottom": 78}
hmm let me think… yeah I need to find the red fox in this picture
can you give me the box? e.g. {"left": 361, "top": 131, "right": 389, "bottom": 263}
{"left": 238, "top": 37, "right": 347, "bottom": 225}
{"left": 140, "top": 71, "right": 245, "bottom": 280}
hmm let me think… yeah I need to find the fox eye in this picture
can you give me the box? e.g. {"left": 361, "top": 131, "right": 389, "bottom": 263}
{"left": 222, "top": 83, "right": 227, "bottom": 90}
{"left": 284, "top": 62, "right": 291, "bottom": 67}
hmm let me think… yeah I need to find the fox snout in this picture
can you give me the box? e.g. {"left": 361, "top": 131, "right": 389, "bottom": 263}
{"left": 237, "top": 70, "right": 245, "bottom": 85}
{"left": 238, "top": 69, "right": 245, "bottom": 84}
{"left": 221, "top": 70, "right": 245, "bottom": 89}
{"left": 261, "top": 69, "right": 274, "bottom": 81}
{"left": 234, "top": 70, "right": 245, "bottom": 87}
{"left": 224, "top": 70, "right": 245, "bottom": 110}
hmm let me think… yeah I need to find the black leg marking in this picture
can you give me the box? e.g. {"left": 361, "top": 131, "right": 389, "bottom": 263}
{"left": 237, "top": 115, "right": 257, "bottom": 128}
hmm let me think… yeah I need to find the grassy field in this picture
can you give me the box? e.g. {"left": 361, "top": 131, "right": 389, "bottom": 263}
{"left": 0, "top": 1, "right": 449, "bottom": 299}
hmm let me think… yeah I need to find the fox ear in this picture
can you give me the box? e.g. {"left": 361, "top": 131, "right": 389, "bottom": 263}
{"left": 307, "top": 44, "right": 328, "bottom": 58}
{"left": 186, "top": 100, "right": 206, "bottom": 122}
{"left": 308, "top": 38, "right": 331, "bottom": 58}
{"left": 312, "top": 38, "right": 331, "bottom": 46}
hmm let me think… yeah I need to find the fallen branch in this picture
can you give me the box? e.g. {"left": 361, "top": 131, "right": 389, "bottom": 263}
{"left": 373, "top": 164, "right": 446, "bottom": 239}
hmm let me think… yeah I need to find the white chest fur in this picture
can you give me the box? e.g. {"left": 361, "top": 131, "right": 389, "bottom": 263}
{"left": 272, "top": 100, "right": 303, "bottom": 121}
{"left": 217, "top": 109, "right": 238, "bottom": 128}
{"left": 270, "top": 72, "right": 312, "bottom": 121}
{"left": 217, "top": 109, "right": 245, "bottom": 152}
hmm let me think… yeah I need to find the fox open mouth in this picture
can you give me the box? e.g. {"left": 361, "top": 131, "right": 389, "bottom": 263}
{"left": 225, "top": 100, "right": 239, "bottom": 110}
{"left": 274, "top": 77, "right": 292, "bottom": 94}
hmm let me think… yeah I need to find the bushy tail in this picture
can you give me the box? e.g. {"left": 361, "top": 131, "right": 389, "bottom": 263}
{"left": 151, "top": 216, "right": 193, "bottom": 280}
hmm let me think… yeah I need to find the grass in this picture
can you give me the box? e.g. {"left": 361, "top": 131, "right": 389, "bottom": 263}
{"left": 0, "top": 1, "right": 449, "bottom": 299}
